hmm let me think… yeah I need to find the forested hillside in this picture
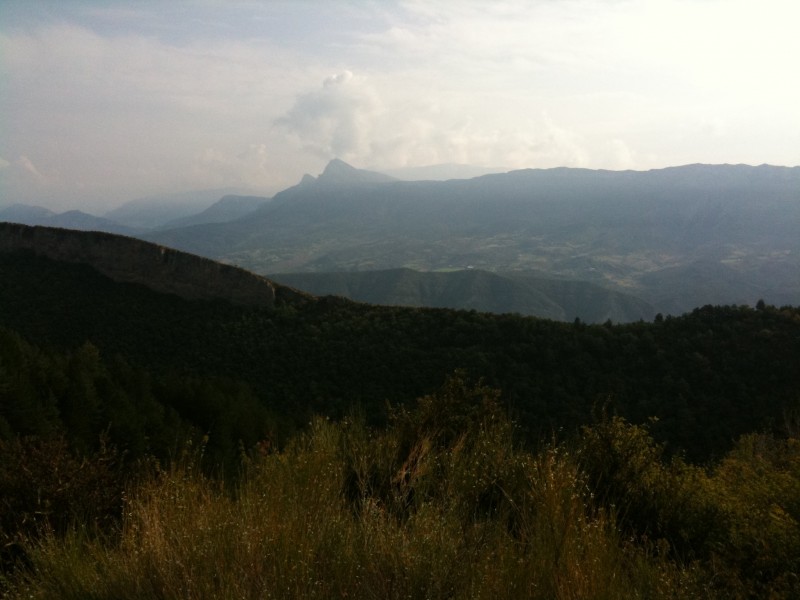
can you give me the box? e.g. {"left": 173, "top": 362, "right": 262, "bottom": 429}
{"left": 3, "top": 246, "right": 799, "bottom": 462}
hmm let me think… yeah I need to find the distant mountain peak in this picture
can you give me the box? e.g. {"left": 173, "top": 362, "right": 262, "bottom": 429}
{"left": 299, "top": 173, "right": 317, "bottom": 186}
{"left": 0, "top": 203, "right": 134, "bottom": 235}
{"left": 316, "top": 159, "right": 396, "bottom": 185}
{"left": 0, "top": 203, "right": 57, "bottom": 221}
{"left": 322, "top": 158, "right": 353, "bottom": 173}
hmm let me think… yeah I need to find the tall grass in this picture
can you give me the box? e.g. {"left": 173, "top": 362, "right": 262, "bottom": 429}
{"left": 11, "top": 376, "right": 797, "bottom": 598}
{"left": 6, "top": 407, "right": 695, "bottom": 600}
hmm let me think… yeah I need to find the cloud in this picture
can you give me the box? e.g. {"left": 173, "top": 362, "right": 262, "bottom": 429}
{"left": 189, "top": 143, "right": 283, "bottom": 192}
{"left": 274, "top": 71, "right": 383, "bottom": 160}
{"left": 0, "top": 22, "right": 324, "bottom": 207}
{"left": 0, "top": 154, "right": 53, "bottom": 207}
{"left": 15, "top": 155, "right": 47, "bottom": 183}
{"left": 271, "top": 6, "right": 614, "bottom": 170}
{"left": 357, "top": 0, "right": 800, "bottom": 170}
{"left": 603, "top": 139, "right": 636, "bottom": 171}
{"left": 2, "top": 0, "right": 799, "bottom": 211}
{"left": 0, "top": 155, "right": 50, "bottom": 186}
{"left": 275, "top": 68, "right": 592, "bottom": 172}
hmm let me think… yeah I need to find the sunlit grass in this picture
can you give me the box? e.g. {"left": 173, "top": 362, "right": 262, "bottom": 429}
{"left": 5, "top": 374, "right": 797, "bottom": 599}
{"left": 7, "top": 412, "right": 699, "bottom": 600}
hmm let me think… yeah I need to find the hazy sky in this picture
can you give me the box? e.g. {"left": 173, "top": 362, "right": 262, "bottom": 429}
{"left": 1, "top": 0, "right": 799, "bottom": 212}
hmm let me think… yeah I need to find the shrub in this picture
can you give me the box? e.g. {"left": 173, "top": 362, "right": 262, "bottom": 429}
{"left": 0, "top": 434, "right": 124, "bottom": 574}
{"left": 5, "top": 379, "right": 691, "bottom": 599}
{"left": 578, "top": 416, "right": 723, "bottom": 560}
{"left": 704, "top": 433, "right": 800, "bottom": 597}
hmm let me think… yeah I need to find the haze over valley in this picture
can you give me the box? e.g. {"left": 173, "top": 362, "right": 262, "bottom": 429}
{"left": 4, "top": 160, "right": 798, "bottom": 322}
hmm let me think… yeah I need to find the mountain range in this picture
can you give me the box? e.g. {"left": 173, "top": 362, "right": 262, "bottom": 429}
{"left": 142, "top": 160, "right": 800, "bottom": 317}
{"left": 3, "top": 160, "right": 798, "bottom": 320}
{"left": 0, "top": 204, "right": 138, "bottom": 236}
{"left": 102, "top": 188, "right": 250, "bottom": 230}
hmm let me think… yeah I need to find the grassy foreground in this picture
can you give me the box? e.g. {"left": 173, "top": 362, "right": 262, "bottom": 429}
{"left": 2, "top": 375, "right": 799, "bottom": 599}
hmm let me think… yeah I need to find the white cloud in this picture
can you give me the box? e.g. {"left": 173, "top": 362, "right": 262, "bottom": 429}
{"left": 15, "top": 155, "right": 47, "bottom": 183}
{"left": 275, "top": 67, "right": 594, "bottom": 173}
{"left": 189, "top": 143, "right": 284, "bottom": 192}
{"left": 275, "top": 70, "right": 383, "bottom": 160}
{"left": 365, "top": 0, "right": 800, "bottom": 170}
{"left": 603, "top": 139, "right": 636, "bottom": 171}
{"left": 0, "top": 22, "right": 325, "bottom": 208}
{"left": 0, "top": 154, "right": 55, "bottom": 208}
{"left": 1, "top": 0, "right": 798, "bottom": 211}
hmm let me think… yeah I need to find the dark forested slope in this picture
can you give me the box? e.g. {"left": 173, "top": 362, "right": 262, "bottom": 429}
{"left": 0, "top": 222, "right": 310, "bottom": 308}
{"left": 2, "top": 226, "right": 800, "bottom": 462}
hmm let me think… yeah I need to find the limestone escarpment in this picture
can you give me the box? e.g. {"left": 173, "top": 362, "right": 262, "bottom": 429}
{"left": 0, "top": 223, "right": 311, "bottom": 308}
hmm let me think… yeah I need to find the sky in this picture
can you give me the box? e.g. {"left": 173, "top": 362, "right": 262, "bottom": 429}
{"left": 1, "top": 0, "right": 799, "bottom": 212}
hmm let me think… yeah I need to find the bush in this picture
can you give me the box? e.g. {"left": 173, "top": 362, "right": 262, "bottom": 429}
{"left": 704, "top": 433, "right": 800, "bottom": 597}
{"left": 578, "top": 416, "right": 723, "bottom": 560}
{"left": 0, "top": 434, "right": 124, "bottom": 574}
{"left": 4, "top": 379, "right": 690, "bottom": 599}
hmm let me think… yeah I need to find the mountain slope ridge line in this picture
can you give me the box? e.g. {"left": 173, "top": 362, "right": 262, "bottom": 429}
{"left": 0, "top": 223, "right": 312, "bottom": 308}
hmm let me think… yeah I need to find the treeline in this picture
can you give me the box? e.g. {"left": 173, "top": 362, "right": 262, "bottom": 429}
{"left": 2, "top": 374, "right": 798, "bottom": 598}
{"left": 3, "top": 252, "right": 800, "bottom": 461}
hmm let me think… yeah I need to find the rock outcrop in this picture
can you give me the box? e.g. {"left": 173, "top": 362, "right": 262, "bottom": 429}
{"left": 0, "top": 223, "right": 311, "bottom": 308}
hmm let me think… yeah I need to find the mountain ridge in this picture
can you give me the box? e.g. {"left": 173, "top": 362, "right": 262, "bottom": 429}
{"left": 270, "top": 268, "right": 655, "bottom": 323}
{"left": 143, "top": 162, "right": 800, "bottom": 316}
{"left": 0, "top": 204, "right": 137, "bottom": 235}
{"left": 157, "top": 194, "right": 272, "bottom": 229}
{"left": 103, "top": 188, "right": 248, "bottom": 230}
{"left": 316, "top": 158, "right": 398, "bottom": 185}
{"left": 0, "top": 223, "right": 311, "bottom": 308}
